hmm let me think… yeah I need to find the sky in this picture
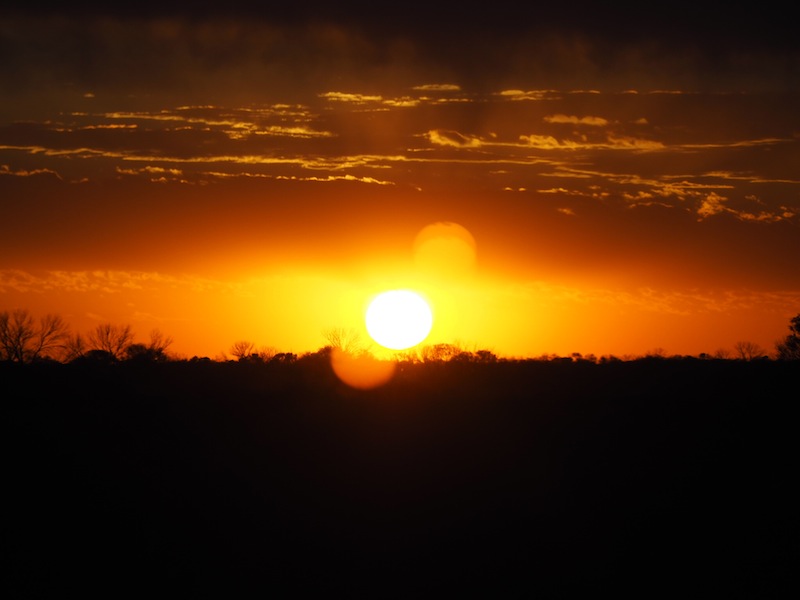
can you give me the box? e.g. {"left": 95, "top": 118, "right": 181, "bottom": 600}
{"left": 1, "top": 3, "right": 799, "bottom": 360}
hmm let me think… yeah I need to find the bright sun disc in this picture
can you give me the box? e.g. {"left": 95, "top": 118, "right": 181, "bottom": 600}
{"left": 366, "top": 290, "right": 433, "bottom": 350}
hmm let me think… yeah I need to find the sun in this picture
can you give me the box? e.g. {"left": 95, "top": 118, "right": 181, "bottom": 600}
{"left": 365, "top": 290, "right": 433, "bottom": 350}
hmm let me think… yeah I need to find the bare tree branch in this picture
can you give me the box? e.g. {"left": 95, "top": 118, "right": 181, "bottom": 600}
{"left": 0, "top": 309, "right": 70, "bottom": 363}
{"left": 230, "top": 340, "right": 256, "bottom": 361}
{"left": 734, "top": 340, "right": 766, "bottom": 361}
{"left": 323, "top": 327, "right": 363, "bottom": 355}
{"left": 88, "top": 323, "right": 134, "bottom": 360}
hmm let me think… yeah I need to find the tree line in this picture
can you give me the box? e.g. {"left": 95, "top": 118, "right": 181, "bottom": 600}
{"left": 0, "top": 308, "right": 172, "bottom": 364}
{"left": 2, "top": 308, "right": 799, "bottom": 365}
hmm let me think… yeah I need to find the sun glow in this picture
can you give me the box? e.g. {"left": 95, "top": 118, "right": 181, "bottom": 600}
{"left": 365, "top": 289, "right": 433, "bottom": 350}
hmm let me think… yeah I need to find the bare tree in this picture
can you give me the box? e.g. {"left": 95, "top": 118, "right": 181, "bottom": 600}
{"left": 323, "top": 327, "right": 363, "bottom": 355}
{"left": 230, "top": 340, "right": 256, "bottom": 361}
{"left": 125, "top": 329, "right": 174, "bottom": 362}
{"left": 148, "top": 329, "right": 173, "bottom": 357}
{"left": 0, "top": 309, "right": 34, "bottom": 362}
{"left": 34, "top": 314, "right": 71, "bottom": 361}
{"left": 394, "top": 348, "right": 422, "bottom": 363}
{"left": 421, "top": 343, "right": 463, "bottom": 362}
{"left": 256, "top": 346, "right": 277, "bottom": 362}
{"left": 64, "top": 332, "right": 88, "bottom": 362}
{"left": 88, "top": 323, "right": 134, "bottom": 360}
{"left": 0, "top": 309, "right": 70, "bottom": 363}
{"left": 734, "top": 340, "right": 767, "bottom": 361}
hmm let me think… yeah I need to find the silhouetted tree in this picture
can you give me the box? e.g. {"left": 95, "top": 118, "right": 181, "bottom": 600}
{"left": 775, "top": 313, "right": 800, "bottom": 360}
{"left": 148, "top": 329, "right": 173, "bottom": 356}
{"left": 261, "top": 346, "right": 278, "bottom": 361}
{"left": 230, "top": 340, "right": 256, "bottom": 361}
{"left": 449, "top": 347, "right": 499, "bottom": 363}
{"left": 394, "top": 348, "right": 422, "bottom": 363}
{"left": 271, "top": 352, "right": 297, "bottom": 364}
{"left": 474, "top": 349, "right": 498, "bottom": 363}
{"left": 65, "top": 332, "right": 88, "bottom": 362}
{"left": 598, "top": 354, "right": 623, "bottom": 364}
{"left": 322, "top": 327, "right": 363, "bottom": 355}
{"left": 75, "top": 349, "right": 118, "bottom": 365}
{"left": 297, "top": 347, "right": 336, "bottom": 374}
{"left": 0, "top": 309, "right": 70, "bottom": 363}
{"left": 421, "top": 343, "right": 462, "bottom": 362}
{"left": 126, "top": 343, "right": 154, "bottom": 362}
{"left": 189, "top": 355, "right": 212, "bottom": 364}
{"left": 733, "top": 340, "right": 767, "bottom": 361}
{"left": 88, "top": 323, "right": 134, "bottom": 360}
{"left": 125, "top": 330, "right": 173, "bottom": 362}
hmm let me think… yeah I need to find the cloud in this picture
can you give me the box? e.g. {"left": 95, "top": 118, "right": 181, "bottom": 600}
{"left": 319, "top": 91, "right": 431, "bottom": 109}
{"left": 0, "top": 164, "right": 62, "bottom": 179}
{"left": 518, "top": 134, "right": 579, "bottom": 149}
{"left": 498, "top": 279, "right": 800, "bottom": 318}
{"left": 544, "top": 114, "right": 609, "bottom": 126}
{"left": 203, "top": 172, "right": 395, "bottom": 186}
{"left": 0, "top": 269, "right": 236, "bottom": 295}
{"left": 425, "top": 130, "right": 483, "bottom": 148}
{"left": 412, "top": 83, "right": 461, "bottom": 91}
{"left": 320, "top": 92, "right": 384, "bottom": 104}
{"left": 497, "top": 90, "right": 558, "bottom": 101}
{"left": 2, "top": 88, "right": 798, "bottom": 224}
{"left": 695, "top": 192, "right": 795, "bottom": 222}
{"left": 100, "top": 106, "right": 333, "bottom": 139}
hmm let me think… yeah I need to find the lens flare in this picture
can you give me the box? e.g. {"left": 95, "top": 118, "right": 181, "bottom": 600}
{"left": 330, "top": 348, "right": 396, "bottom": 390}
{"left": 413, "top": 222, "right": 477, "bottom": 279}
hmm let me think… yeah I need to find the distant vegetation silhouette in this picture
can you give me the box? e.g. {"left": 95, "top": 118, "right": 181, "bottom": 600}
{"left": 3, "top": 316, "right": 796, "bottom": 596}
{"left": 776, "top": 313, "right": 800, "bottom": 360}
{"left": 2, "top": 307, "right": 800, "bottom": 365}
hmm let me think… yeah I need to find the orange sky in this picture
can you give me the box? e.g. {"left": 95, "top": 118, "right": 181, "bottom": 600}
{"left": 1, "top": 5, "right": 799, "bottom": 359}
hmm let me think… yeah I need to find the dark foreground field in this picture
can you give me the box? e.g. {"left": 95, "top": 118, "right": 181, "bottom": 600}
{"left": 3, "top": 358, "right": 796, "bottom": 596}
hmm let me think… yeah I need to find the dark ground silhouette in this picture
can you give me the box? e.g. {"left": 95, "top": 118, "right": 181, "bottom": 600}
{"left": 3, "top": 358, "right": 796, "bottom": 597}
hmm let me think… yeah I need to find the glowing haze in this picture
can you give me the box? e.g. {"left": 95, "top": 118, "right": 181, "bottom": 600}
{"left": 1, "top": 4, "right": 798, "bottom": 359}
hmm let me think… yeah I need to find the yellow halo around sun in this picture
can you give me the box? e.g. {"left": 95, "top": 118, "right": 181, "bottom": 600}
{"left": 365, "top": 290, "right": 433, "bottom": 350}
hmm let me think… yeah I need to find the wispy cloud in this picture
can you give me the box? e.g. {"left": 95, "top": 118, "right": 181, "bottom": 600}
{"left": 544, "top": 114, "right": 609, "bottom": 126}
{"left": 504, "top": 280, "right": 800, "bottom": 317}
{"left": 0, "top": 164, "right": 62, "bottom": 178}
{"left": 425, "top": 130, "right": 484, "bottom": 148}
{"left": 412, "top": 84, "right": 461, "bottom": 92}
{"left": 1, "top": 88, "right": 798, "bottom": 224}
{"left": 0, "top": 269, "right": 235, "bottom": 295}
